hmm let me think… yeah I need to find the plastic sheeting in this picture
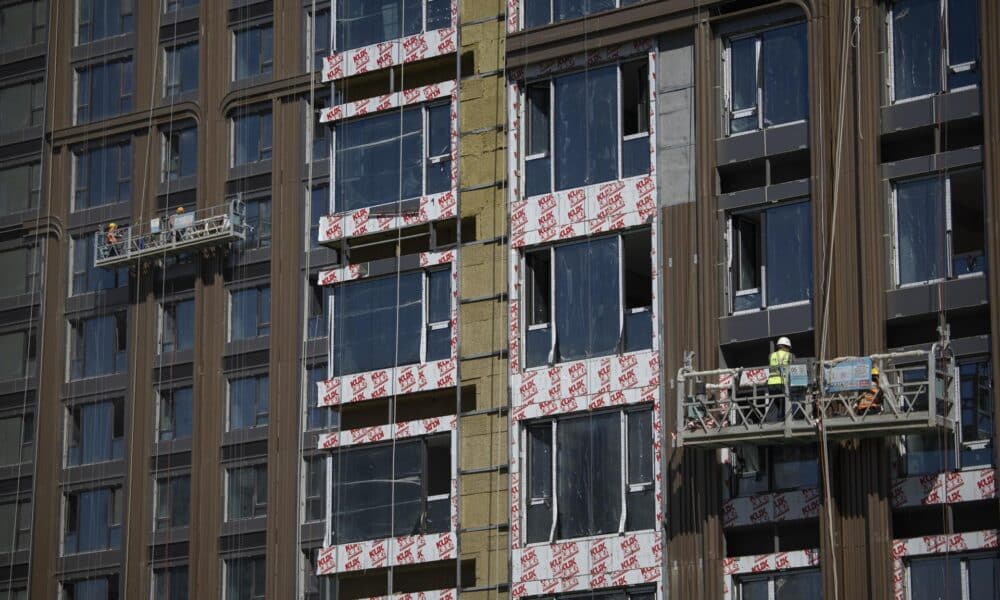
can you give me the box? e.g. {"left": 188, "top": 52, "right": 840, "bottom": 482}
{"left": 764, "top": 201, "right": 812, "bottom": 306}
{"left": 895, "top": 177, "right": 945, "bottom": 284}
{"left": 554, "top": 237, "right": 620, "bottom": 362}
{"left": 892, "top": 0, "right": 941, "bottom": 100}
{"left": 761, "top": 24, "right": 807, "bottom": 128}
{"left": 554, "top": 66, "right": 618, "bottom": 192}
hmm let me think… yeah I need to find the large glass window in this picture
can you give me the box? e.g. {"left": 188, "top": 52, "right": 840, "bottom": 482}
{"left": 71, "top": 234, "right": 127, "bottom": 295}
{"left": 0, "top": 331, "right": 34, "bottom": 381}
{"left": 225, "top": 556, "right": 265, "bottom": 600}
{"left": 334, "top": 0, "right": 450, "bottom": 51}
{"left": 230, "top": 286, "right": 270, "bottom": 340}
{"left": 233, "top": 23, "right": 273, "bottom": 81}
{"left": 737, "top": 569, "right": 822, "bottom": 600}
{"left": 332, "top": 267, "right": 451, "bottom": 376}
{"left": 75, "top": 60, "right": 133, "bottom": 124}
{"left": 309, "top": 184, "right": 329, "bottom": 249}
{"left": 160, "top": 298, "right": 194, "bottom": 353}
{"left": 228, "top": 374, "right": 269, "bottom": 431}
{"left": 523, "top": 230, "right": 651, "bottom": 368}
{"left": 890, "top": 0, "right": 980, "bottom": 102}
{"left": 163, "top": 126, "right": 197, "bottom": 181}
{"left": 63, "top": 575, "right": 119, "bottom": 600}
{"left": 154, "top": 474, "right": 190, "bottom": 530}
{"left": 0, "top": 245, "right": 42, "bottom": 297}
{"left": 334, "top": 102, "right": 450, "bottom": 213}
{"left": 728, "top": 200, "right": 813, "bottom": 313}
{"left": 0, "top": 80, "right": 44, "bottom": 134}
{"left": 77, "top": 0, "right": 132, "bottom": 44}
{"left": 66, "top": 399, "right": 124, "bottom": 466}
{"left": 305, "top": 364, "right": 335, "bottom": 430}
{"left": 959, "top": 357, "right": 993, "bottom": 467}
{"left": 69, "top": 313, "right": 127, "bottom": 380}
{"left": 329, "top": 434, "right": 450, "bottom": 544}
{"left": 0, "top": 162, "right": 41, "bottom": 216}
{"left": 164, "top": 0, "right": 197, "bottom": 12}
{"left": 307, "top": 7, "right": 331, "bottom": 70}
{"left": 0, "top": 499, "right": 31, "bottom": 553}
{"left": 522, "top": 0, "right": 642, "bottom": 28}
{"left": 304, "top": 455, "right": 326, "bottom": 523}
{"left": 525, "top": 60, "right": 650, "bottom": 195}
{"left": 0, "top": 1, "right": 47, "bottom": 52}
{"left": 73, "top": 143, "right": 132, "bottom": 209}
{"left": 157, "top": 386, "right": 193, "bottom": 442}
{"left": 893, "top": 169, "right": 985, "bottom": 286}
{"left": 152, "top": 565, "right": 188, "bottom": 600}
{"left": 525, "top": 407, "right": 653, "bottom": 543}
{"left": 725, "top": 23, "right": 808, "bottom": 134}
{"left": 243, "top": 197, "right": 272, "bottom": 250}
{"left": 730, "top": 445, "right": 818, "bottom": 497}
{"left": 0, "top": 414, "right": 33, "bottom": 466}
{"left": 908, "top": 553, "right": 998, "bottom": 600}
{"left": 226, "top": 464, "right": 267, "bottom": 521}
{"left": 164, "top": 42, "right": 198, "bottom": 97}
{"left": 232, "top": 109, "right": 272, "bottom": 166}
{"left": 63, "top": 487, "right": 122, "bottom": 554}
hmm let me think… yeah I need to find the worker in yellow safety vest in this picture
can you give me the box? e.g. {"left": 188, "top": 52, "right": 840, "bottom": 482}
{"left": 767, "top": 337, "right": 794, "bottom": 387}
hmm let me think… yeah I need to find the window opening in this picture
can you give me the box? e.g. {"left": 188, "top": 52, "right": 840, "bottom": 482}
{"left": 67, "top": 399, "right": 124, "bottom": 466}
{"left": 63, "top": 486, "right": 122, "bottom": 554}
{"left": 730, "top": 445, "right": 819, "bottom": 497}
{"left": 75, "top": 60, "right": 134, "bottom": 124}
{"left": 69, "top": 313, "right": 127, "bottom": 380}
{"left": 233, "top": 23, "right": 274, "bottom": 81}
{"left": 228, "top": 374, "right": 269, "bottom": 431}
{"left": 736, "top": 569, "right": 822, "bottom": 599}
{"left": 162, "top": 126, "right": 197, "bottom": 181}
{"left": 334, "top": 0, "right": 450, "bottom": 52}
{"left": 157, "top": 386, "right": 193, "bottom": 442}
{"left": 159, "top": 298, "right": 194, "bottom": 353}
{"left": 164, "top": 41, "right": 198, "bottom": 97}
{"left": 230, "top": 286, "right": 270, "bottom": 340}
{"left": 154, "top": 474, "right": 190, "bottom": 530}
{"left": 226, "top": 464, "right": 267, "bottom": 521}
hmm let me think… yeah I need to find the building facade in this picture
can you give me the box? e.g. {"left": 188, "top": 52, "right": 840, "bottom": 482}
{"left": 0, "top": 0, "right": 997, "bottom": 599}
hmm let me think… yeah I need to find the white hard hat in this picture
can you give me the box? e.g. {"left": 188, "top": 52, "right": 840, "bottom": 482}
{"left": 777, "top": 336, "right": 792, "bottom": 349}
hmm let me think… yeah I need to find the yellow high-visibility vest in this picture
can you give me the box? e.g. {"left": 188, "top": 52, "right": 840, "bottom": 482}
{"left": 768, "top": 349, "right": 792, "bottom": 386}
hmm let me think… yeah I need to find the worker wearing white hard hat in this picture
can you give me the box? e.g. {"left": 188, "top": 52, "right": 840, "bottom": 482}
{"left": 767, "top": 337, "right": 794, "bottom": 387}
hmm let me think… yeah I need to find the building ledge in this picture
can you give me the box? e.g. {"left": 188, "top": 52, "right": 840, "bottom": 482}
{"left": 316, "top": 531, "right": 458, "bottom": 575}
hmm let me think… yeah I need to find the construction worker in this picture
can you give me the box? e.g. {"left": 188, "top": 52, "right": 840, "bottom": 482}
{"left": 105, "top": 223, "right": 121, "bottom": 256}
{"left": 766, "top": 337, "right": 794, "bottom": 422}
{"left": 169, "top": 206, "right": 185, "bottom": 242}
{"left": 855, "top": 366, "right": 883, "bottom": 413}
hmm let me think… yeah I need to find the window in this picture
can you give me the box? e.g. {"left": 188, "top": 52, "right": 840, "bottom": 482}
{"left": 0, "top": 331, "right": 34, "bottom": 380}
{"left": 307, "top": 7, "right": 331, "bottom": 70}
{"left": 75, "top": 60, "right": 134, "bottom": 124}
{"left": 77, "top": 0, "right": 132, "bottom": 43}
{"left": 524, "top": 60, "right": 649, "bottom": 196}
{"left": 62, "top": 575, "right": 120, "bottom": 600}
{"left": 329, "top": 434, "right": 450, "bottom": 544}
{"left": 523, "top": 230, "right": 651, "bottom": 368}
{"left": 737, "top": 569, "right": 822, "bottom": 599}
{"left": 71, "top": 234, "right": 127, "bottom": 295}
{"left": 307, "top": 280, "right": 330, "bottom": 339}
{"left": 233, "top": 23, "right": 273, "bottom": 81}
{"left": 308, "top": 184, "right": 329, "bottom": 249}
{"left": 164, "top": 0, "right": 197, "bottom": 11}
{"left": 0, "top": 499, "right": 31, "bottom": 553}
{"left": 959, "top": 357, "right": 993, "bottom": 467}
{"left": 525, "top": 408, "right": 653, "bottom": 543}
{"left": 728, "top": 200, "right": 813, "bottom": 313}
{"left": 73, "top": 142, "right": 132, "bottom": 209}
{"left": 308, "top": 98, "right": 331, "bottom": 163}
{"left": 160, "top": 298, "right": 194, "bottom": 353}
{"left": 907, "top": 553, "right": 998, "bottom": 600}
{"left": 157, "top": 386, "right": 192, "bottom": 442}
{"left": 152, "top": 565, "right": 188, "bottom": 600}
{"left": 228, "top": 374, "right": 269, "bottom": 431}
{"left": 332, "top": 267, "right": 452, "bottom": 376}
{"left": 0, "top": 80, "right": 44, "bottom": 134}
{"left": 0, "top": 245, "right": 42, "bottom": 297}
{"left": 63, "top": 486, "right": 122, "bottom": 554}
{"left": 230, "top": 286, "right": 270, "bottom": 340}
{"left": 243, "top": 196, "right": 272, "bottom": 249}
{"left": 892, "top": 169, "right": 985, "bottom": 286}
{"left": 225, "top": 556, "right": 265, "bottom": 600}
{"left": 154, "top": 474, "right": 190, "bottom": 530}
{"left": 334, "top": 0, "right": 450, "bottom": 51}
{"left": 164, "top": 42, "right": 198, "bottom": 96}
{"left": 531, "top": 587, "right": 654, "bottom": 600}
{"left": 522, "top": 0, "right": 642, "bottom": 28}
{"left": 304, "top": 455, "right": 326, "bottom": 522}
{"left": 232, "top": 109, "right": 272, "bottom": 166}
{"left": 69, "top": 313, "right": 127, "bottom": 379}
{"left": 305, "top": 364, "right": 335, "bottom": 431}
{"left": 890, "top": 0, "right": 980, "bottom": 102}
{"left": 724, "top": 22, "right": 808, "bottom": 134}
{"left": 334, "top": 102, "right": 450, "bottom": 212}
{"left": 0, "top": 162, "right": 41, "bottom": 216}
{"left": 0, "top": 1, "right": 47, "bottom": 52}
{"left": 730, "top": 445, "right": 818, "bottom": 497}
{"left": 0, "top": 414, "right": 33, "bottom": 466}
{"left": 66, "top": 400, "right": 124, "bottom": 466}
{"left": 226, "top": 464, "right": 267, "bottom": 521}
{"left": 302, "top": 550, "right": 336, "bottom": 600}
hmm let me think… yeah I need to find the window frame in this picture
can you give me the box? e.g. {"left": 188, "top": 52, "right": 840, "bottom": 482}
{"left": 0, "top": 78, "right": 45, "bottom": 134}
{"left": 735, "top": 568, "right": 822, "bottom": 600}
{"left": 153, "top": 473, "right": 191, "bottom": 531}
{"left": 224, "top": 555, "right": 266, "bottom": 600}
{"left": 904, "top": 551, "right": 998, "bottom": 600}
{"left": 65, "top": 398, "right": 125, "bottom": 467}
{"left": 158, "top": 297, "right": 195, "bottom": 354}
{"left": 226, "top": 373, "right": 269, "bottom": 432}
{"left": 76, "top": 0, "right": 134, "bottom": 45}
{"left": 0, "top": 160, "right": 42, "bottom": 216}
{"left": 0, "top": 497, "right": 32, "bottom": 553}
{"left": 62, "top": 486, "right": 123, "bottom": 555}
{"left": 230, "top": 108, "right": 273, "bottom": 167}
{"left": 74, "top": 59, "right": 134, "bottom": 125}
{"left": 231, "top": 21, "right": 274, "bottom": 82}
{"left": 520, "top": 0, "right": 643, "bottom": 29}
{"left": 303, "top": 454, "right": 326, "bottom": 523}
{"left": 163, "top": 40, "right": 199, "bottom": 97}
{"left": 67, "top": 312, "right": 128, "bottom": 380}
{"left": 228, "top": 285, "right": 271, "bottom": 341}
{"left": 156, "top": 385, "right": 193, "bottom": 442}
{"left": 0, "top": 412, "right": 34, "bottom": 467}
{"left": 729, "top": 445, "right": 820, "bottom": 498}
{"left": 305, "top": 4, "right": 332, "bottom": 71}
{"left": 72, "top": 141, "right": 133, "bottom": 210}
{"left": 522, "top": 406, "right": 655, "bottom": 545}
{"left": 225, "top": 463, "right": 268, "bottom": 522}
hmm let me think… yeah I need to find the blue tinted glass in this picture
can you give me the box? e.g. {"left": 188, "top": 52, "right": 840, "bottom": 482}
{"left": 554, "top": 66, "right": 618, "bottom": 190}
{"left": 893, "top": 0, "right": 942, "bottom": 100}
{"left": 896, "top": 177, "right": 945, "bottom": 284}
{"left": 172, "top": 387, "right": 193, "bottom": 439}
{"left": 426, "top": 0, "right": 451, "bottom": 29}
{"left": 909, "top": 556, "right": 962, "bottom": 600}
{"left": 524, "top": 0, "right": 551, "bottom": 28}
{"left": 335, "top": 109, "right": 423, "bottom": 211}
{"left": 554, "top": 237, "right": 620, "bottom": 361}
{"left": 765, "top": 201, "right": 812, "bottom": 306}
{"left": 554, "top": 0, "right": 614, "bottom": 23}
{"left": 336, "top": 0, "right": 423, "bottom": 51}
{"left": 179, "top": 128, "right": 197, "bottom": 177}
{"left": 762, "top": 23, "right": 807, "bottom": 127}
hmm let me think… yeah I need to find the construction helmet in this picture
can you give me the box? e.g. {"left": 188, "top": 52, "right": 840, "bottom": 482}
{"left": 108, "top": 222, "right": 117, "bottom": 229}
{"left": 871, "top": 366, "right": 880, "bottom": 377}
{"left": 176, "top": 206, "right": 185, "bottom": 214}
{"left": 777, "top": 336, "right": 792, "bottom": 350}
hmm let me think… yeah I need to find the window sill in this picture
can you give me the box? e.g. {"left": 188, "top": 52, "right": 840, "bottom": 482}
{"left": 63, "top": 459, "right": 127, "bottom": 481}
{"left": 886, "top": 276, "right": 987, "bottom": 320}
{"left": 63, "top": 373, "right": 129, "bottom": 398}
{"left": 715, "top": 120, "right": 809, "bottom": 165}
{"left": 321, "top": 25, "right": 458, "bottom": 82}
{"left": 881, "top": 87, "right": 980, "bottom": 134}
{"left": 222, "top": 516, "right": 267, "bottom": 537}
{"left": 67, "top": 200, "right": 132, "bottom": 229}
{"left": 318, "top": 356, "right": 458, "bottom": 407}
{"left": 0, "top": 125, "right": 43, "bottom": 147}
{"left": 59, "top": 548, "right": 122, "bottom": 572}
{"left": 315, "top": 531, "right": 457, "bottom": 575}
{"left": 719, "top": 302, "right": 813, "bottom": 346}
{"left": 71, "top": 34, "right": 135, "bottom": 63}
{"left": 0, "top": 43, "right": 47, "bottom": 70}
{"left": 520, "top": 528, "right": 658, "bottom": 550}
{"left": 152, "top": 526, "right": 190, "bottom": 546}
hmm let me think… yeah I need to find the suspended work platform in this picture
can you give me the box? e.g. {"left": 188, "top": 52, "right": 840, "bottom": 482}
{"left": 94, "top": 201, "right": 247, "bottom": 268}
{"left": 676, "top": 340, "right": 957, "bottom": 448}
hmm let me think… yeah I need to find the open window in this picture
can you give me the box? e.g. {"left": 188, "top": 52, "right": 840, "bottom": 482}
{"left": 67, "top": 399, "right": 125, "bottom": 466}
{"left": 889, "top": 0, "right": 980, "bottom": 103}
{"left": 328, "top": 433, "right": 451, "bottom": 544}
{"left": 725, "top": 22, "right": 808, "bottom": 135}
{"left": 69, "top": 312, "right": 127, "bottom": 380}
{"left": 157, "top": 386, "right": 193, "bottom": 442}
{"left": 892, "top": 168, "right": 985, "bottom": 287}
{"left": 332, "top": 267, "right": 452, "bottom": 376}
{"left": 523, "top": 229, "right": 652, "bottom": 368}
{"left": 727, "top": 200, "right": 812, "bottom": 313}
{"left": 524, "top": 407, "right": 653, "bottom": 544}
{"left": 523, "top": 59, "right": 650, "bottom": 196}
{"left": 730, "top": 445, "right": 818, "bottom": 497}
{"left": 333, "top": 102, "right": 451, "bottom": 213}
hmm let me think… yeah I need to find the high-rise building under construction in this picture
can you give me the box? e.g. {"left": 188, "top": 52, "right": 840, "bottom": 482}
{"left": 0, "top": 0, "right": 997, "bottom": 598}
